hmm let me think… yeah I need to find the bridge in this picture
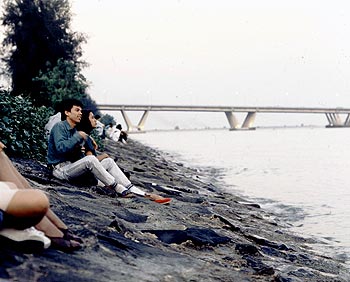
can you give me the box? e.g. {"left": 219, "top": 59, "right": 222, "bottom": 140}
{"left": 97, "top": 104, "right": 350, "bottom": 131}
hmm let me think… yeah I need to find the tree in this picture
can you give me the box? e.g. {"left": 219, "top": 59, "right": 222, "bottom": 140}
{"left": 33, "top": 58, "right": 98, "bottom": 113}
{"left": 1, "top": 0, "right": 86, "bottom": 106}
{"left": 100, "top": 114, "right": 116, "bottom": 126}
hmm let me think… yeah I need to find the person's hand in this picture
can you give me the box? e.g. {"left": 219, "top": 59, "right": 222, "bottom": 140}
{"left": 0, "top": 142, "right": 6, "bottom": 152}
{"left": 97, "top": 153, "right": 109, "bottom": 161}
{"left": 78, "top": 131, "right": 88, "bottom": 140}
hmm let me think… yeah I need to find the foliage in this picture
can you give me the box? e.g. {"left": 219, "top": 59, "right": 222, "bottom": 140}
{"left": 100, "top": 114, "right": 116, "bottom": 126}
{"left": 0, "top": 88, "right": 52, "bottom": 160}
{"left": 33, "top": 58, "right": 98, "bottom": 113}
{"left": 1, "top": 0, "right": 86, "bottom": 105}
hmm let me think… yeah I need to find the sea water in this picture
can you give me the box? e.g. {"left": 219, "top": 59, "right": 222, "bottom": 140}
{"left": 131, "top": 127, "right": 350, "bottom": 264}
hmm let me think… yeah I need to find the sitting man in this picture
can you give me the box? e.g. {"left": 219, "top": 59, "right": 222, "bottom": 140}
{"left": 47, "top": 99, "right": 171, "bottom": 204}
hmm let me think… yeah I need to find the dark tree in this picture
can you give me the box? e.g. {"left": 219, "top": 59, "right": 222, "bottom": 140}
{"left": 1, "top": 0, "right": 86, "bottom": 106}
{"left": 33, "top": 58, "right": 98, "bottom": 113}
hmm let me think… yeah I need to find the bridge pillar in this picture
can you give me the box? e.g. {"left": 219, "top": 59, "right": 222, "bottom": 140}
{"left": 121, "top": 110, "right": 149, "bottom": 131}
{"left": 225, "top": 112, "right": 239, "bottom": 130}
{"left": 325, "top": 113, "right": 350, "bottom": 127}
{"left": 225, "top": 111, "right": 256, "bottom": 130}
{"left": 137, "top": 110, "right": 149, "bottom": 131}
{"left": 121, "top": 110, "right": 134, "bottom": 131}
{"left": 241, "top": 112, "right": 256, "bottom": 129}
{"left": 344, "top": 114, "right": 350, "bottom": 126}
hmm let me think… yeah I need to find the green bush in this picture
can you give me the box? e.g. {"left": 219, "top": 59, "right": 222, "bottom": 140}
{"left": 0, "top": 89, "right": 52, "bottom": 160}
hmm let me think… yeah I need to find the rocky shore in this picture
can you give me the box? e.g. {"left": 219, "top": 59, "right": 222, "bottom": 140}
{"left": 0, "top": 138, "right": 349, "bottom": 282}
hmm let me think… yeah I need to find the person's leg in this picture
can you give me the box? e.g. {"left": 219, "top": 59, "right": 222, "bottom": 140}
{"left": 99, "top": 157, "right": 171, "bottom": 203}
{"left": 0, "top": 151, "right": 67, "bottom": 233}
{"left": 100, "top": 158, "right": 131, "bottom": 188}
{"left": 4, "top": 189, "right": 49, "bottom": 229}
{"left": 0, "top": 151, "right": 31, "bottom": 188}
{"left": 58, "top": 155, "right": 115, "bottom": 186}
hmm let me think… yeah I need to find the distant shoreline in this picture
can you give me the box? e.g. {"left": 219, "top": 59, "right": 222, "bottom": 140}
{"left": 129, "top": 124, "right": 325, "bottom": 133}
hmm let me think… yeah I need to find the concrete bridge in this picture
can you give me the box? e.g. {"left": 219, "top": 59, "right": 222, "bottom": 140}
{"left": 97, "top": 104, "right": 350, "bottom": 131}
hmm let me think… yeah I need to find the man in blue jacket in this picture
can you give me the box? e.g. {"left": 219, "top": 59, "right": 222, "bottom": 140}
{"left": 47, "top": 99, "right": 171, "bottom": 204}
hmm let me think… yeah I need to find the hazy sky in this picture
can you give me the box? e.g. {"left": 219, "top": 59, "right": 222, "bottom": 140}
{"left": 71, "top": 0, "right": 350, "bottom": 107}
{"left": 2, "top": 1, "right": 350, "bottom": 128}
{"left": 70, "top": 0, "right": 350, "bottom": 128}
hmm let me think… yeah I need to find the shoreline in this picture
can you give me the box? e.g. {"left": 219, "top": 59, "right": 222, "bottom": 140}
{"left": 1, "top": 138, "right": 349, "bottom": 281}
{"left": 132, "top": 128, "right": 350, "bottom": 267}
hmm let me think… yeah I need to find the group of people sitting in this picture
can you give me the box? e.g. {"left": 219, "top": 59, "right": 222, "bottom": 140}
{"left": 0, "top": 98, "right": 171, "bottom": 253}
{"left": 104, "top": 123, "right": 128, "bottom": 144}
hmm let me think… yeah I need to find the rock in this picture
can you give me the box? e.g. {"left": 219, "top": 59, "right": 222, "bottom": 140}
{"left": 113, "top": 209, "right": 148, "bottom": 223}
{"left": 2, "top": 138, "right": 348, "bottom": 282}
{"left": 243, "top": 255, "right": 275, "bottom": 275}
{"left": 235, "top": 243, "right": 260, "bottom": 256}
{"left": 143, "top": 227, "right": 231, "bottom": 246}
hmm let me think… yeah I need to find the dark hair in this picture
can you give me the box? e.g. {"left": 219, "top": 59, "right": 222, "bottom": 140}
{"left": 94, "top": 114, "right": 101, "bottom": 119}
{"left": 116, "top": 124, "right": 122, "bottom": 130}
{"left": 60, "top": 99, "right": 84, "bottom": 121}
{"left": 76, "top": 109, "right": 94, "bottom": 133}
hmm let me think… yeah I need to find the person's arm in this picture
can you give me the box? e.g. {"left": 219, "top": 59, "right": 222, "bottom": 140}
{"left": 83, "top": 136, "right": 97, "bottom": 156}
{"left": 51, "top": 123, "right": 84, "bottom": 154}
{"left": 84, "top": 137, "right": 109, "bottom": 161}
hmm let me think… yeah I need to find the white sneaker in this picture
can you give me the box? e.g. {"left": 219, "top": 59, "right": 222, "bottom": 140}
{"left": 27, "top": 227, "right": 51, "bottom": 249}
{"left": 0, "top": 227, "right": 51, "bottom": 252}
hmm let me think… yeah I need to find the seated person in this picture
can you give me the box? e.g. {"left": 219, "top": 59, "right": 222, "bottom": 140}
{"left": 0, "top": 180, "right": 51, "bottom": 251}
{"left": 0, "top": 141, "right": 82, "bottom": 252}
{"left": 48, "top": 99, "right": 171, "bottom": 204}
{"left": 44, "top": 102, "right": 62, "bottom": 140}
{"left": 93, "top": 114, "right": 105, "bottom": 138}
{"left": 115, "top": 124, "right": 128, "bottom": 144}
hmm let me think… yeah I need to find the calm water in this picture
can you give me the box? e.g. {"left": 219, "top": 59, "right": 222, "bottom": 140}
{"left": 132, "top": 127, "right": 350, "bottom": 264}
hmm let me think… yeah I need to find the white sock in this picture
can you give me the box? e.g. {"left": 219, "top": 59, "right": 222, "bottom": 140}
{"left": 129, "top": 186, "right": 146, "bottom": 196}
{"left": 115, "top": 184, "right": 127, "bottom": 194}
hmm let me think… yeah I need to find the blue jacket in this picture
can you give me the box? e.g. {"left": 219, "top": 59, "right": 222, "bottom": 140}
{"left": 47, "top": 120, "right": 84, "bottom": 165}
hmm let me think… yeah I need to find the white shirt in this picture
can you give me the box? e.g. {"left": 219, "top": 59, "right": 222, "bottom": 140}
{"left": 45, "top": 112, "right": 61, "bottom": 139}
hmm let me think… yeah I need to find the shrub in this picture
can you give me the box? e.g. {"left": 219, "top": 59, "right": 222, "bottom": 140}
{"left": 0, "top": 89, "right": 52, "bottom": 160}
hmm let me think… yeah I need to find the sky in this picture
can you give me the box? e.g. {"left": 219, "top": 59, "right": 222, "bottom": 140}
{"left": 69, "top": 0, "right": 350, "bottom": 129}
{"left": 3, "top": 1, "right": 350, "bottom": 129}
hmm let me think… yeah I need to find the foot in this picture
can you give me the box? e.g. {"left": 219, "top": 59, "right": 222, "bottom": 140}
{"left": 50, "top": 237, "right": 82, "bottom": 253}
{"left": 145, "top": 193, "right": 171, "bottom": 204}
{"left": 115, "top": 184, "right": 135, "bottom": 198}
{"left": 60, "top": 229, "right": 83, "bottom": 243}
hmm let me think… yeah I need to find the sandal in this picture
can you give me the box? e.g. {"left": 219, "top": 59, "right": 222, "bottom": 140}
{"left": 50, "top": 237, "right": 82, "bottom": 253}
{"left": 145, "top": 194, "right": 171, "bottom": 204}
{"left": 60, "top": 229, "right": 83, "bottom": 243}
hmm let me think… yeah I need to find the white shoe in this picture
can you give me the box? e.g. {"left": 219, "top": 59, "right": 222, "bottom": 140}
{"left": 27, "top": 227, "right": 51, "bottom": 249}
{"left": 0, "top": 227, "right": 51, "bottom": 252}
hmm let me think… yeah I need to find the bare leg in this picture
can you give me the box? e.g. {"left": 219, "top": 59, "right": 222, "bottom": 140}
{"left": 0, "top": 151, "right": 65, "bottom": 236}
{"left": 4, "top": 189, "right": 49, "bottom": 229}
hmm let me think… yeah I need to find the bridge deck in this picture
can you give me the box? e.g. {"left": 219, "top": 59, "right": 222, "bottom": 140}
{"left": 98, "top": 104, "right": 350, "bottom": 114}
{"left": 97, "top": 104, "right": 350, "bottom": 131}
